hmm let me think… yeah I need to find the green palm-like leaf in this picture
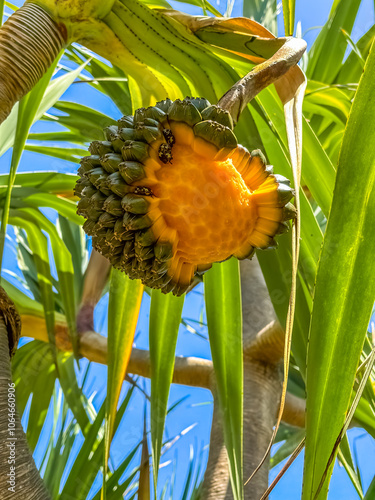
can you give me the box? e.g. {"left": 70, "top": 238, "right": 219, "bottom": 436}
{"left": 0, "top": 61, "right": 88, "bottom": 272}
{"left": 149, "top": 290, "right": 185, "bottom": 493}
{"left": 303, "top": 40, "right": 375, "bottom": 500}
{"left": 282, "top": 0, "right": 295, "bottom": 36}
{"left": 9, "top": 216, "right": 56, "bottom": 344}
{"left": 10, "top": 208, "right": 79, "bottom": 355}
{"left": 104, "top": 270, "right": 143, "bottom": 497}
{"left": 0, "top": 60, "right": 57, "bottom": 272}
{"left": 243, "top": 0, "right": 277, "bottom": 34}
{"left": 307, "top": 0, "right": 362, "bottom": 83}
{"left": 336, "top": 24, "right": 375, "bottom": 84}
{"left": 204, "top": 258, "right": 243, "bottom": 500}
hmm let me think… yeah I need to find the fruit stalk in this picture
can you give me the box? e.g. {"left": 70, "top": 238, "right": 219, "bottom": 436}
{"left": 217, "top": 37, "right": 307, "bottom": 124}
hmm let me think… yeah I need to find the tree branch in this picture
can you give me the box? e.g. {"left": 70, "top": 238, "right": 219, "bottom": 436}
{"left": 77, "top": 250, "right": 111, "bottom": 333}
{"left": 244, "top": 320, "right": 285, "bottom": 364}
{"left": 21, "top": 314, "right": 305, "bottom": 427}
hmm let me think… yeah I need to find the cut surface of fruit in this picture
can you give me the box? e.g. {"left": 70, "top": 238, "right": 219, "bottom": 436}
{"left": 75, "top": 97, "right": 295, "bottom": 295}
{"left": 153, "top": 144, "right": 257, "bottom": 264}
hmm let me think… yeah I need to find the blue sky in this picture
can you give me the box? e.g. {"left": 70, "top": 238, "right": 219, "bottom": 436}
{"left": 1, "top": 0, "right": 375, "bottom": 498}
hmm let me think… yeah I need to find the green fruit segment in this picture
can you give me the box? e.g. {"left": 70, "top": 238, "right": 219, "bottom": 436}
{"left": 100, "top": 153, "right": 123, "bottom": 173}
{"left": 74, "top": 177, "right": 91, "bottom": 197}
{"left": 89, "top": 141, "right": 113, "bottom": 156}
{"left": 168, "top": 98, "right": 202, "bottom": 126}
{"left": 106, "top": 172, "right": 133, "bottom": 197}
{"left": 98, "top": 212, "right": 117, "bottom": 228}
{"left": 104, "top": 125, "right": 118, "bottom": 140}
{"left": 185, "top": 97, "right": 211, "bottom": 112}
{"left": 121, "top": 140, "right": 150, "bottom": 163}
{"left": 121, "top": 193, "right": 149, "bottom": 214}
{"left": 118, "top": 115, "right": 134, "bottom": 128}
{"left": 154, "top": 242, "right": 174, "bottom": 262}
{"left": 123, "top": 212, "right": 152, "bottom": 231}
{"left": 201, "top": 105, "right": 234, "bottom": 129}
{"left": 119, "top": 161, "right": 146, "bottom": 184}
{"left": 133, "top": 122, "right": 163, "bottom": 143}
{"left": 103, "top": 194, "right": 123, "bottom": 216}
{"left": 193, "top": 120, "right": 237, "bottom": 150}
{"left": 90, "top": 191, "right": 107, "bottom": 210}
{"left": 155, "top": 98, "right": 173, "bottom": 113}
{"left": 135, "top": 228, "right": 157, "bottom": 247}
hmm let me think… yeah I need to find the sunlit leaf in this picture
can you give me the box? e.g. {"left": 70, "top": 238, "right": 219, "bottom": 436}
{"left": 149, "top": 289, "right": 185, "bottom": 493}
{"left": 303, "top": 39, "right": 375, "bottom": 500}
{"left": 204, "top": 258, "right": 243, "bottom": 500}
{"left": 103, "top": 270, "right": 143, "bottom": 497}
{"left": 307, "top": 0, "right": 362, "bottom": 83}
{"left": 282, "top": 0, "right": 295, "bottom": 36}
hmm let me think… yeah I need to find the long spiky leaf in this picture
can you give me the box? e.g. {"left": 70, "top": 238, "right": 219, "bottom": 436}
{"left": 103, "top": 270, "right": 143, "bottom": 499}
{"left": 303, "top": 39, "right": 375, "bottom": 500}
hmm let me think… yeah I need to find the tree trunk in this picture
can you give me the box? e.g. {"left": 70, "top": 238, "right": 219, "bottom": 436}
{"left": 0, "top": 287, "right": 50, "bottom": 500}
{"left": 202, "top": 259, "right": 282, "bottom": 499}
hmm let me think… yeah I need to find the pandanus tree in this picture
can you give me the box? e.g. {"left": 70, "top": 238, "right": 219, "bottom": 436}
{"left": 0, "top": 0, "right": 375, "bottom": 499}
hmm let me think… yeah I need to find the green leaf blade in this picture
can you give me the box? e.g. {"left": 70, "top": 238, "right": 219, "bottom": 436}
{"left": 104, "top": 270, "right": 143, "bottom": 496}
{"left": 307, "top": 0, "right": 362, "bottom": 83}
{"left": 149, "top": 289, "right": 185, "bottom": 494}
{"left": 204, "top": 258, "right": 243, "bottom": 500}
{"left": 282, "top": 0, "right": 295, "bottom": 36}
{"left": 303, "top": 40, "right": 375, "bottom": 500}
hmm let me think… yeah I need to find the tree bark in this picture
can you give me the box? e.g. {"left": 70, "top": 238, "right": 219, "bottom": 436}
{"left": 0, "top": 287, "right": 50, "bottom": 500}
{"left": 202, "top": 259, "right": 283, "bottom": 499}
{"left": 0, "top": 3, "right": 67, "bottom": 124}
